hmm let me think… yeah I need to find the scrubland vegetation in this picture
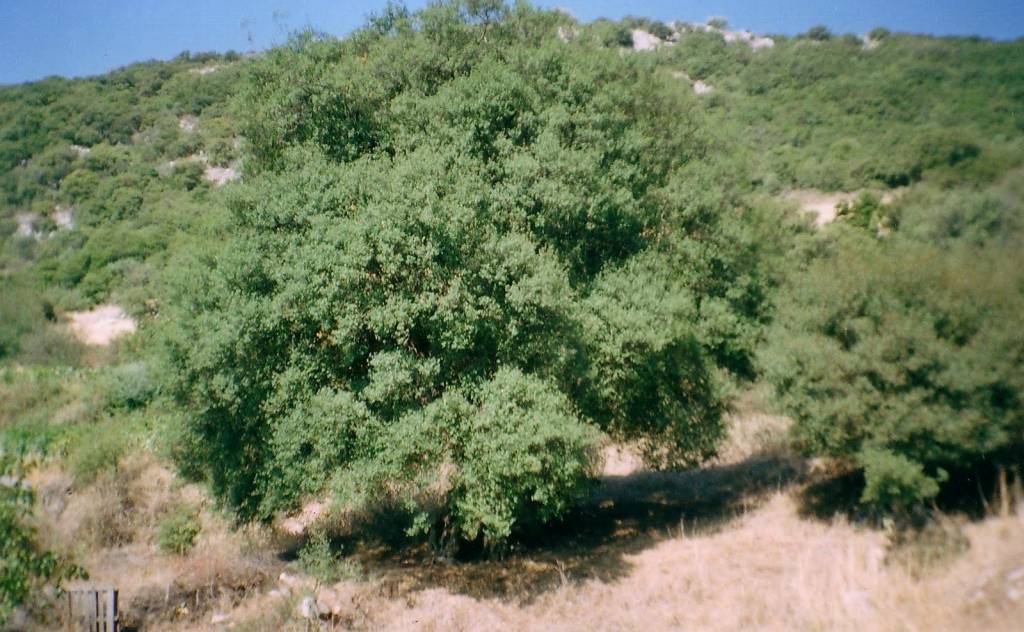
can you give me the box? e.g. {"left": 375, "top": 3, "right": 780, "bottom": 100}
{"left": 1, "top": 2, "right": 1023, "bottom": 629}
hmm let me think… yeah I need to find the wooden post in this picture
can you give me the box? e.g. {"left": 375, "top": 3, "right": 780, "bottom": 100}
{"left": 66, "top": 588, "right": 117, "bottom": 632}
{"left": 999, "top": 466, "right": 1010, "bottom": 517}
{"left": 107, "top": 588, "right": 118, "bottom": 632}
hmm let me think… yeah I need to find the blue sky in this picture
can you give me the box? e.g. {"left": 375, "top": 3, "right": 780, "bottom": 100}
{"left": 1, "top": 1, "right": 1022, "bottom": 85}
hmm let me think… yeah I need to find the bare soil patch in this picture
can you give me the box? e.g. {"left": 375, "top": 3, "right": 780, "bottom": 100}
{"left": 66, "top": 304, "right": 136, "bottom": 346}
{"left": 783, "top": 190, "right": 860, "bottom": 227}
{"left": 203, "top": 164, "right": 240, "bottom": 186}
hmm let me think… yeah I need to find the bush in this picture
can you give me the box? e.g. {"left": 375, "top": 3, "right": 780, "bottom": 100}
{"left": 157, "top": 507, "right": 201, "bottom": 555}
{"left": 588, "top": 20, "right": 633, "bottom": 48}
{"left": 296, "top": 530, "right": 361, "bottom": 583}
{"left": 75, "top": 476, "right": 137, "bottom": 548}
{"left": 103, "top": 362, "right": 155, "bottom": 410}
{"left": 805, "top": 26, "right": 832, "bottom": 41}
{"left": 0, "top": 280, "right": 44, "bottom": 361}
{"left": 896, "top": 185, "right": 1021, "bottom": 247}
{"left": 170, "top": 161, "right": 206, "bottom": 191}
{"left": 647, "top": 21, "right": 674, "bottom": 41}
{"left": 66, "top": 420, "right": 132, "bottom": 485}
{"left": 1, "top": 457, "right": 83, "bottom": 620}
{"left": 836, "top": 192, "right": 884, "bottom": 231}
{"left": 162, "top": 7, "right": 741, "bottom": 549}
{"left": 15, "top": 326, "right": 84, "bottom": 368}
{"left": 762, "top": 238, "right": 1024, "bottom": 510}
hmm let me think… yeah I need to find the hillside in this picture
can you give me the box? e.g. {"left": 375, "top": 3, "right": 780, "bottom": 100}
{"left": 2, "top": 4, "right": 1023, "bottom": 630}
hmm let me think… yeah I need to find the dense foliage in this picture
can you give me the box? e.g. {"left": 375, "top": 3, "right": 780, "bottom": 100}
{"left": 0, "top": 51, "right": 241, "bottom": 362}
{"left": 763, "top": 236, "right": 1024, "bottom": 508}
{"left": 161, "top": 3, "right": 772, "bottom": 548}
{"left": 763, "top": 176, "right": 1024, "bottom": 509}
{"left": 0, "top": 0, "right": 1022, "bottom": 578}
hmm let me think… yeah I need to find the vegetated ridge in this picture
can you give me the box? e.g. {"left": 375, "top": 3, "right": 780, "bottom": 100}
{"left": 1, "top": 3, "right": 1023, "bottom": 630}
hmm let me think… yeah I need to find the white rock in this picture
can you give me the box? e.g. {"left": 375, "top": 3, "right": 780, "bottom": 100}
{"left": 179, "top": 116, "right": 198, "bottom": 133}
{"left": 14, "top": 213, "right": 37, "bottom": 238}
{"left": 204, "top": 165, "right": 240, "bottom": 186}
{"left": 631, "top": 29, "right": 662, "bottom": 52}
{"left": 211, "top": 612, "right": 231, "bottom": 624}
{"left": 297, "top": 596, "right": 319, "bottom": 620}
{"left": 53, "top": 206, "right": 75, "bottom": 230}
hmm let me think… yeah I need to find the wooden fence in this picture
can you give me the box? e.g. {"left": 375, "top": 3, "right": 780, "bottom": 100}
{"left": 66, "top": 587, "right": 118, "bottom": 632}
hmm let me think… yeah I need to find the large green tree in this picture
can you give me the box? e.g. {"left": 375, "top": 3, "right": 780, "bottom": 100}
{"left": 162, "top": 3, "right": 765, "bottom": 550}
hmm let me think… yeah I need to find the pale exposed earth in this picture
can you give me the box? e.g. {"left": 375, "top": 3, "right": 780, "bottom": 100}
{"left": 784, "top": 189, "right": 900, "bottom": 227}
{"left": 66, "top": 304, "right": 137, "bottom": 346}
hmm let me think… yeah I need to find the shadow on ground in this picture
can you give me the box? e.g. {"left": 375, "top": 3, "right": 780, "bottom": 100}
{"left": 354, "top": 453, "right": 807, "bottom": 602}
{"left": 797, "top": 460, "right": 1016, "bottom": 525}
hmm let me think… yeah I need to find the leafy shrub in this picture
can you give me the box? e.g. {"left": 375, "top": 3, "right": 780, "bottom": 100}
{"left": 836, "top": 192, "right": 884, "bottom": 230}
{"left": 587, "top": 20, "right": 633, "bottom": 48}
{"left": 647, "top": 21, "right": 674, "bottom": 41}
{"left": 0, "top": 280, "right": 44, "bottom": 360}
{"left": 15, "top": 326, "right": 84, "bottom": 368}
{"left": 170, "top": 161, "right": 206, "bottom": 191}
{"left": 805, "top": 26, "right": 833, "bottom": 41}
{"left": 577, "top": 257, "right": 725, "bottom": 466}
{"left": 1, "top": 457, "right": 83, "bottom": 620}
{"left": 66, "top": 420, "right": 132, "bottom": 485}
{"left": 296, "top": 530, "right": 361, "bottom": 583}
{"left": 666, "top": 30, "right": 736, "bottom": 81}
{"left": 896, "top": 185, "right": 1022, "bottom": 247}
{"left": 762, "top": 238, "right": 1024, "bottom": 510}
{"left": 157, "top": 507, "right": 201, "bottom": 555}
{"left": 103, "top": 362, "right": 155, "bottom": 410}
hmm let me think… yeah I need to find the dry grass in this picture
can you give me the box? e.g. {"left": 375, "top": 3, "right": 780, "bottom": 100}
{"left": 28, "top": 452, "right": 281, "bottom": 630}
{"left": 28, "top": 398, "right": 1024, "bottom": 631}
{"left": 343, "top": 496, "right": 1023, "bottom": 632}
{"left": 170, "top": 493, "right": 1024, "bottom": 632}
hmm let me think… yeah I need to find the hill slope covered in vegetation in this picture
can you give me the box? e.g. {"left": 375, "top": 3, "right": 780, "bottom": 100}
{"left": 1, "top": 3, "right": 1023, "bottom": 629}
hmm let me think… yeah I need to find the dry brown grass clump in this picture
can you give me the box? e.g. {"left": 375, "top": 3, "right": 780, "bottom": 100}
{"left": 28, "top": 452, "right": 281, "bottom": 630}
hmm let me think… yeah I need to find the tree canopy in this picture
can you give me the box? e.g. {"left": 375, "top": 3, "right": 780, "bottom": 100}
{"left": 159, "top": 4, "right": 772, "bottom": 549}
